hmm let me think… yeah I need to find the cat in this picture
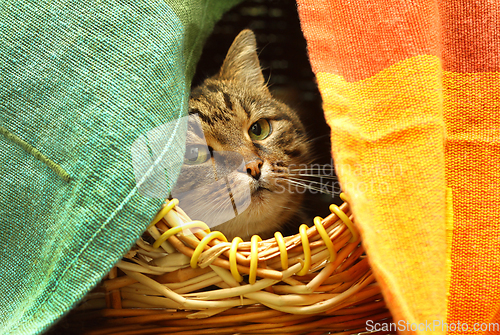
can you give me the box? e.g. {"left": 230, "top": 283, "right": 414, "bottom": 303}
{"left": 170, "top": 30, "right": 314, "bottom": 241}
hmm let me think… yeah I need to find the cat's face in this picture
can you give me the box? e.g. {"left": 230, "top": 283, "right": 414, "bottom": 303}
{"left": 171, "top": 30, "right": 312, "bottom": 240}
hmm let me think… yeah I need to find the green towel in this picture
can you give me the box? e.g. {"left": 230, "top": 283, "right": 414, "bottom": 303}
{"left": 0, "top": 0, "right": 240, "bottom": 333}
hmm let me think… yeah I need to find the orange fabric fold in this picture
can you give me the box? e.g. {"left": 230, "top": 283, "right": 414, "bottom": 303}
{"left": 297, "top": 0, "right": 441, "bottom": 81}
{"left": 297, "top": 0, "right": 500, "bottom": 334}
{"left": 316, "top": 56, "right": 447, "bottom": 334}
{"left": 444, "top": 72, "right": 500, "bottom": 335}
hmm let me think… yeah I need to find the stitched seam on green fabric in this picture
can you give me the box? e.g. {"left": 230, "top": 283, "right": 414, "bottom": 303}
{"left": 19, "top": 97, "right": 187, "bottom": 334}
{"left": 0, "top": 126, "right": 71, "bottom": 183}
{"left": 18, "top": 4, "right": 195, "bottom": 330}
{"left": 7, "top": 6, "right": 190, "bottom": 334}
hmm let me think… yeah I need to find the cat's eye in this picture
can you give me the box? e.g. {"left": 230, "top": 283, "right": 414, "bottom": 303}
{"left": 249, "top": 119, "right": 271, "bottom": 140}
{"left": 184, "top": 144, "right": 211, "bottom": 165}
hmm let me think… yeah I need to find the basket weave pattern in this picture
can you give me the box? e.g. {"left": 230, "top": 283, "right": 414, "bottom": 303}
{"left": 79, "top": 199, "right": 392, "bottom": 335}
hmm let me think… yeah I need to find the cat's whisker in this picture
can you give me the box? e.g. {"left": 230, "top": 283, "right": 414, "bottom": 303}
{"left": 285, "top": 176, "right": 316, "bottom": 184}
{"left": 286, "top": 178, "right": 340, "bottom": 195}
{"left": 288, "top": 182, "right": 333, "bottom": 195}
{"left": 288, "top": 181, "right": 337, "bottom": 194}
{"left": 274, "top": 168, "right": 335, "bottom": 177}
{"left": 286, "top": 176, "right": 337, "bottom": 188}
{"left": 287, "top": 173, "right": 338, "bottom": 180}
{"left": 205, "top": 193, "right": 232, "bottom": 223}
{"left": 288, "top": 169, "right": 336, "bottom": 174}
{"left": 282, "top": 179, "right": 337, "bottom": 195}
{"left": 288, "top": 168, "right": 335, "bottom": 172}
{"left": 302, "top": 134, "right": 330, "bottom": 145}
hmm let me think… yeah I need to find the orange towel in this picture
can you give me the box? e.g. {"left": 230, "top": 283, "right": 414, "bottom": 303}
{"left": 297, "top": 1, "right": 500, "bottom": 334}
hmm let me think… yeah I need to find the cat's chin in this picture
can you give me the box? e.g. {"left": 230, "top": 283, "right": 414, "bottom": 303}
{"left": 211, "top": 189, "right": 304, "bottom": 241}
{"left": 251, "top": 186, "right": 272, "bottom": 199}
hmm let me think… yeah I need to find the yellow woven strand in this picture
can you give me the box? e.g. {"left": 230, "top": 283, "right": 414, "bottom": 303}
{"left": 190, "top": 231, "right": 228, "bottom": 268}
{"left": 313, "top": 216, "right": 336, "bottom": 262}
{"left": 153, "top": 221, "right": 210, "bottom": 249}
{"left": 339, "top": 192, "right": 349, "bottom": 203}
{"left": 296, "top": 224, "right": 311, "bottom": 276}
{"left": 148, "top": 198, "right": 353, "bottom": 285}
{"left": 229, "top": 237, "right": 244, "bottom": 282}
{"left": 330, "top": 204, "right": 358, "bottom": 243}
{"left": 148, "top": 225, "right": 176, "bottom": 253}
{"left": 274, "top": 231, "right": 288, "bottom": 270}
{"left": 249, "top": 235, "right": 262, "bottom": 284}
{"left": 149, "top": 199, "right": 179, "bottom": 228}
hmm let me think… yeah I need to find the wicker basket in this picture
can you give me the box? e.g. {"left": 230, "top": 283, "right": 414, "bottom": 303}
{"left": 69, "top": 195, "right": 392, "bottom": 335}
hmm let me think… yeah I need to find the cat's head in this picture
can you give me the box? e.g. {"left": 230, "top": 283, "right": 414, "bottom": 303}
{"left": 171, "top": 30, "right": 312, "bottom": 240}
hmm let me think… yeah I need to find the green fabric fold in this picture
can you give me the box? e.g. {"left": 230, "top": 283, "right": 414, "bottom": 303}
{"left": 0, "top": 0, "right": 240, "bottom": 334}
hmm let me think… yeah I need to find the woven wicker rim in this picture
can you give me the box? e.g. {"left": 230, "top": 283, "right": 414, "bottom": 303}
{"left": 76, "top": 195, "right": 392, "bottom": 335}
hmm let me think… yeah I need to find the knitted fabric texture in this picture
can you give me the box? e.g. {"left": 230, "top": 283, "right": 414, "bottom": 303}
{"left": 0, "top": 1, "right": 240, "bottom": 334}
{"left": 297, "top": 1, "right": 499, "bottom": 334}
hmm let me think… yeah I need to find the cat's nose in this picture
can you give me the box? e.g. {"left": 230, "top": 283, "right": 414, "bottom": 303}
{"left": 245, "top": 159, "right": 263, "bottom": 180}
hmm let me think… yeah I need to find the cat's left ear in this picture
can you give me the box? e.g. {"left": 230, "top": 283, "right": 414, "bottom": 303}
{"left": 218, "top": 30, "right": 269, "bottom": 92}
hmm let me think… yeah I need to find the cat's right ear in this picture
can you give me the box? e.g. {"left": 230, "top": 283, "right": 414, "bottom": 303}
{"left": 218, "top": 30, "right": 268, "bottom": 92}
